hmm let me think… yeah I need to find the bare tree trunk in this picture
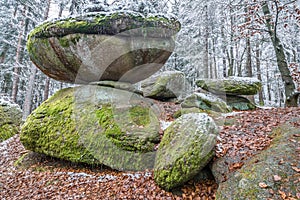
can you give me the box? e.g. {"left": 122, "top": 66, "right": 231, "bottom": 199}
{"left": 245, "top": 38, "right": 253, "bottom": 77}
{"left": 266, "top": 62, "right": 272, "bottom": 104}
{"left": 43, "top": 0, "right": 53, "bottom": 101}
{"left": 227, "top": 8, "right": 235, "bottom": 76}
{"left": 203, "top": 4, "right": 209, "bottom": 78}
{"left": 256, "top": 41, "right": 264, "bottom": 105}
{"left": 212, "top": 38, "right": 217, "bottom": 78}
{"left": 11, "top": 5, "right": 26, "bottom": 103}
{"left": 23, "top": 0, "right": 52, "bottom": 117}
{"left": 262, "top": 1, "right": 297, "bottom": 107}
{"left": 23, "top": 67, "right": 37, "bottom": 119}
{"left": 244, "top": 6, "right": 253, "bottom": 77}
{"left": 43, "top": 77, "right": 50, "bottom": 101}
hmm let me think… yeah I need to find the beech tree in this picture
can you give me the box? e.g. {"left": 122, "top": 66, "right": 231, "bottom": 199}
{"left": 238, "top": 0, "right": 300, "bottom": 106}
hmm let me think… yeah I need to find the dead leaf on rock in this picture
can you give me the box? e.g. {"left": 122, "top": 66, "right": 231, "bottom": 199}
{"left": 273, "top": 175, "right": 282, "bottom": 182}
{"left": 229, "top": 162, "right": 244, "bottom": 172}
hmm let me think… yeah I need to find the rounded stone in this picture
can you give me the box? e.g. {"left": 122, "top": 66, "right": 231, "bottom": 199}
{"left": 20, "top": 85, "right": 161, "bottom": 171}
{"left": 140, "top": 71, "right": 187, "bottom": 100}
{"left": 154, "top": 113, "right": 219, "bottom": 190}
{"left": 27, "top": 12, "right": 181, "bottom": 84}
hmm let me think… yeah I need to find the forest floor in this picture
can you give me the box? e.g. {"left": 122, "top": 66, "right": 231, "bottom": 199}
{"left": 0, "top": 106, "right": 300, "bottom": 200}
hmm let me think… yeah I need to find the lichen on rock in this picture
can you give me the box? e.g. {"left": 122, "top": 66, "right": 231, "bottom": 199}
{"left": 154, "top": 113, "right": 219, "bottom": 190}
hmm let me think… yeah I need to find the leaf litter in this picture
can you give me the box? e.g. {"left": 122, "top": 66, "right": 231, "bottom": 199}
{"left": 1, "top": 106, "right": 300, "bottom": 199}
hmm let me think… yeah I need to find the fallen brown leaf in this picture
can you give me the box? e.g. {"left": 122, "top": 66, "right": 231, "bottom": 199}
{"left": 259, "top": 182, "right": 268, "bottom": 188}
{"left": 278, "top": 190, "right": 286, "bottom": 199}
{"left": 291, "top": 167, "right": 300, "bottom": 173}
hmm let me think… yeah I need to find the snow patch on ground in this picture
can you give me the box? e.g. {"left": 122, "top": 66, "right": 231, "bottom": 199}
{"left": 0, "top": 136, "right": 17, "bottom": 157}
{"left": 160, "top": 120, "right": 172, "bottom": 130}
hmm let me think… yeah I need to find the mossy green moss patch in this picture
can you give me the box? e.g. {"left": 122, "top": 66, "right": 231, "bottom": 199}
{"left": 21, "top": 86, "right": 160, "bottom": 171}
{"left": 27, "top": 12, "right": 181, "bottom": 40}
{"left": 20, "top": 88, "right": 96, "bottom": 164}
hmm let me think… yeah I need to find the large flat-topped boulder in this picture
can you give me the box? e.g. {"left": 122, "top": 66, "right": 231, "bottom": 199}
{"left": 196, "top": 77, "right": 262, "bottom": 95}
{"left": 27, "top": 12, "right": 181, "bottom": 84}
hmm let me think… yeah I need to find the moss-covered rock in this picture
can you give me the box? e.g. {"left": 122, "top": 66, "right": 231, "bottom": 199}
{"left": 215, "top": 125, "right": 300, "bottom": 200}
{"left": 154, "top": 113, "right": 219, "bottom": 190}
{"left": 28, "top": 12, "right": 181, "bottom": 39}
{"left": 21, "top": 85, "right": 160, "bottom": 171}
{"left": 226, "top": 95, "right": 256, "bottom": 111}
{"left": 196, "top": 77, "right": 262, "bottom": 95}
{"left": 140, "top": 71, "right": 189, "bottom": 100}
{"left": 0, "top": 99, "right": 22, "bottom": 142}
{"left": 27, "top": 12, "right": 181, "bottom": 84}
{"left": 181, "top": 93, "right": 232, "bottom": 113}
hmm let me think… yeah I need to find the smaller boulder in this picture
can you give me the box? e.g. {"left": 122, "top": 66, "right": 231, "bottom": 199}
{"left": 140, "top": 71, "right": 188, "bottom": 100}
{"left": 226, "top": 95, "right": 256, "bottom": 111}
{"left": 0, "top": 99, "right": 22, "bottom": 142}
{"left": 154, "top": 113, "right": 219, "bottom": 190}
{"left": 196, "top": 77, "right": 262, "bottom": 95}
{"left": 181, "top": 92, "right": 232, "bottom": 113}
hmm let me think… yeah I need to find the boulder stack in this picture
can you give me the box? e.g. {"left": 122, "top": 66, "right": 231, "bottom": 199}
{"left": 22, "top": 9, "right": 220, "bottom": 190}
{"left": 22, "top": 10, "right": 183, "bottom": 172}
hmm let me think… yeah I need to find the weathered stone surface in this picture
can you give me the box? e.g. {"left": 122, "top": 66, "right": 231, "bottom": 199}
{"left": 215, "top": 125, "right": 300, "bottom": 199}
{"left": 27, "top": 12, "right": 181, "bottom": 84}
{"left": 226, "top": 95, "right": 256, "bottom": 111}
{"left": 154, "top": 113, "right": 219, "bottom": 190}
{"left": 20, "top": 85, "right": 160, "bottom": 171}
{"left": 196, "top": 77, "right": 262, "bottom": 95}
{"left": 140, "top": 71, "right": 187, "bottom": 100}
{"left": 0, "top": 99, "right": 22, "bottom": 142}
{"left": 181, "top": 93, "right": 232, "bottom": 113}
{"left": 90, "top": 81, "right": 142, "bottom": 95}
